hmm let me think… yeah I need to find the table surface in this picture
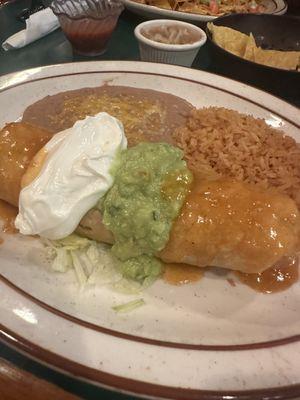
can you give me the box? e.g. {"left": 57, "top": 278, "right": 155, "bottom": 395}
{"left": 0, "top": 1, "right": 299, "bottom": 399}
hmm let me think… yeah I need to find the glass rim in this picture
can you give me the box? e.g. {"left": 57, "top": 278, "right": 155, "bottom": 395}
{"left": 50, "top": 0, "right": 124, "bottom": 21}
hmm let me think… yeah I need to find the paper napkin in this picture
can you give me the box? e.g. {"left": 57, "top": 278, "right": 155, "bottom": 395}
{"left": 2, "top": 8, "right": 59, "bottom": 51}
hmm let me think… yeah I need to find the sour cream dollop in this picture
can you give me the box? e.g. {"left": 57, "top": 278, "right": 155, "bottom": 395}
{"left": 15, "top": 112, "right": 127, "bottom": 239}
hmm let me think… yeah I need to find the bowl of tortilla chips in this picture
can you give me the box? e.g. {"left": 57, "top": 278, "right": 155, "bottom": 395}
{"left": 206, "top": 14, "right": 300, "bottom": 101}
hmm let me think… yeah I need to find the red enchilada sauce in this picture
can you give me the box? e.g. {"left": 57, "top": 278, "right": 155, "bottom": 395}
{"left": 235, "top": 256, "right": 299, "bottom": 293}
{"left": 164, "top": 256, "right": 298, "bottom": 292}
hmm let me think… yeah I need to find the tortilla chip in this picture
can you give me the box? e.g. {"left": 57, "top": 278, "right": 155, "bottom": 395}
{"left": 208, "top": 23, "right": 248, "bottom": 57}
{"left": 149, "top": 0, "right": 172, "bottom": 8}
{"left": 253, "top": 47, "right": 300, "bottom": 71}
{"left": 168, "top": 0, "right": 185, "bottom": 9}
{"left": 208, "top": 23, "right": 300, "bottom": 72}
{"left": 243, "top": 33, "right": 256, "bottom": 62}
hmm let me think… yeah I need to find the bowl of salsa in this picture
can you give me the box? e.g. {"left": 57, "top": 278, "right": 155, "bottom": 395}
{"left": 51, "top": 0, "right": 124, "bottom": 56}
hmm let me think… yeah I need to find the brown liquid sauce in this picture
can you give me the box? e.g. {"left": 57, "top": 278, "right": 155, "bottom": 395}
{"left": 235, "top": 256, "right": 299, "bottom": 293}
{"left": 164, "top": 263, "right": 203, "bottom": 285}
{"left": 0, "top": 199, "right": 18, "bottom": 236}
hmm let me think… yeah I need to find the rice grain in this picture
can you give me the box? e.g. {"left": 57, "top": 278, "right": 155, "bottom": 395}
{"left": 173, "top": 107, "right": 300, "bottom": 208}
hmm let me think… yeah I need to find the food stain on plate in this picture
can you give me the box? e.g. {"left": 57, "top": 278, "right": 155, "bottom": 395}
{"left": 163, "top": 263, "right": 204, "bottom": 285}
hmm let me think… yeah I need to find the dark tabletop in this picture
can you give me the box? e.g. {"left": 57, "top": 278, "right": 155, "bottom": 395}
{"left": 0, "top": 1, "right": 299, "bottom": 399}
{"left": 1, "top": 0, "right": 300, "bottom": 104}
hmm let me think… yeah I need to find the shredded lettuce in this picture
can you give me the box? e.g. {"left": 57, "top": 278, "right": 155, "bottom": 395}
{"left": 71, "top": 250, "right": 88, "bottom": 286}
{"left": 43, "top": 234, "right": 157, "bottom": 295}
{"left": 112, "top": 299, "right": 145, "bottom": 313}
{"left": 51, "top": 247, "right": 72, "bottom": 272}
{"left": 43, "top": 234, "right": 93, "bottom": 285}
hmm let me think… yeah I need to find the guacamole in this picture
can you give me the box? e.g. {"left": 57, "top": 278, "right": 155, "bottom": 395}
{"left": 101, "top": 142, "right": 193, "bottom": 282}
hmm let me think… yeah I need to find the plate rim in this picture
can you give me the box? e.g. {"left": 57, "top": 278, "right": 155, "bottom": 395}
{"left": 0, "top": 61, "right": 299, "bottom": 123}
{"left": 0, "top": 64, "right": 299, "bottom": 349}
{"left": 1, "top": 273, "right": 300, "bottom": 351}
{"left": 0, "top": 60, "right": 299, "bottom": 399}
{"left": 1, "top": 325, "right": 300, "bottom": 400}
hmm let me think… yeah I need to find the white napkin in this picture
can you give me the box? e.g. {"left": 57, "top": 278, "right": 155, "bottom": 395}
{"left": 2, "top": 8, "right": 59, "bottom": 51}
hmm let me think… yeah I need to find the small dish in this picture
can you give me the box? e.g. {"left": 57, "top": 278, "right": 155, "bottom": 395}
{"left": 51, "top": 0, "right": 124, "bottom": 56}
{"left": 134, "top": 19, "right": 207, "bottom": 67}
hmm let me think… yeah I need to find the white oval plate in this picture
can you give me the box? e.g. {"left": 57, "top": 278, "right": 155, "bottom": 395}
{"left": 0, "top": 61, "right": 299, "bottom": 400}
{"left": 124, "top": 0, "right": 287, "bottom": 23}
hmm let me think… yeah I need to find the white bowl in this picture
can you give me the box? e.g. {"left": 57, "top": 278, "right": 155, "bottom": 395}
{"left": 134, "top": 19, "right": 207, "bottom": 67}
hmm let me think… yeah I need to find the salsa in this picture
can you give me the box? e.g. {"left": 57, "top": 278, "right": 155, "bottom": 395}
{"left": 62, "top": 16, "right": 118, "bottom": 56}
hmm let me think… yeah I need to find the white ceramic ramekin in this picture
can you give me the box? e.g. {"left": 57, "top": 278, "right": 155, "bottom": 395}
{"left": 134, "top": 19, "right": 207, "bottom": 67}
